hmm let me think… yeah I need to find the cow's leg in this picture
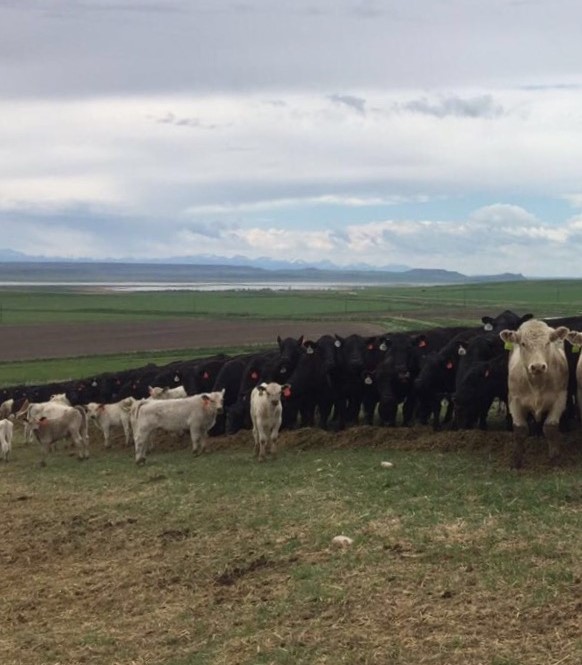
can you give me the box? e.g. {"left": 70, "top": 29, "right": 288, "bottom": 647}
{"left": 402, "top": 395, "right": 416, "bottom": 427}
{"left": 252, "top": 426, "right": 260, "bottom": 457}
{"left": 122, "top": 416, "right": 132, "bottom": 446}
{"left": 190, "top": 425, "right": 208, "bottom": 454}
{"left": 544, "top": 390, "right": 567, "bottom": 462}
{"left": 71, "top": 430, "right": 86, "bottom": 461}
{"left": 256, "top": 426, "right": 267, "bottom": 462}
{"left": 509, "top": 399, "right": 528, "bottom": 469}
{"left": 134, "top": 428, "right": 148, "bottom": 464}
{"left": 269, "top": 429, "right": 278, "bottom": 458}
{"left": 102, "top": 421, "right": 111, "bottom": 449}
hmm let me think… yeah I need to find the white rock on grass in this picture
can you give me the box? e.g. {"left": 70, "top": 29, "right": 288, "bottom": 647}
{"left": 332, "top": 535, "right": 354, "bottom": 547}
{"left": 380, "top": 461, "right": 394, "bottom": 468}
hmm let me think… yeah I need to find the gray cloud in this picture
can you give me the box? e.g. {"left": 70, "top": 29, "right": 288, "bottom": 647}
{"left": 397, "top": 95, "right": 505, "bottom": 119}
{"left": 328, "top": 93, "right": 366, "bottom": 114}
{"left": 153, "top": 112, "right": 223, "bottom": 130}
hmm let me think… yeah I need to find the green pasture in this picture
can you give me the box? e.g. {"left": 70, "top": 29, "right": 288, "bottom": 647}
{"left": 0, "top": 279, "right": 581, "bottom": 325}
{"left": 2, "top": 427, "right": 581, "bottom": 665}
{"left": 0, "top": 345, "right": 266, "bottom": 388}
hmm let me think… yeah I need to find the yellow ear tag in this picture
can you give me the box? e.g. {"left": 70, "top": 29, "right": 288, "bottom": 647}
{"left": 573, "top": 345, "right": 581, "bottom": 354}
{"left": 504, "top": 341, "right": 514, "bottom": 351}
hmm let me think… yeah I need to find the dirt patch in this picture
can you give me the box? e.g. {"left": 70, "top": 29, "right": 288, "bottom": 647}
{"left": 0, "top": 318, "right": 387, "bottom": 361}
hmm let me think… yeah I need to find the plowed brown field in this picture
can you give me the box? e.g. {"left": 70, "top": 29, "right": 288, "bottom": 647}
{"left": 0, "top": 319, "right": 387, "bottom": 361}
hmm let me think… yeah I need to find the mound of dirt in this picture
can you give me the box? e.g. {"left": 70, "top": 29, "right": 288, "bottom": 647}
{"left": 95, "top": 423, "right": 582, "bottom": 470}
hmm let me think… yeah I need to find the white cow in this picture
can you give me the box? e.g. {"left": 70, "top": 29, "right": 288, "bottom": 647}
{"left": 148, "top": 385, "right": 187, "bottom": 399}
{"left": 19, "top": 399, "right": 75, "bottom": 443}
{"left": 566, "top": 330, "right": 582, "bottom": 421}
{"left": 0, "top": 418, "right": 13, "bottom": 461}
{"left": 250, "top": 382, "right": 287, "bottom": 462}
{"left": 133, "top": 390, "right": 225, "bottom": 464}
{"left": 85, "top": 399, "right": 134, "bottom": 448}
{"left": 30, "top": 406, "right": 89, "bottom": 464}
{"left": 500, "top": 319, "right": 569, "bottom": 467}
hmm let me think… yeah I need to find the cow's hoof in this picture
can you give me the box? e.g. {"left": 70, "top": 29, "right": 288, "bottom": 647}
{"left": 39, "top": 459, "right": 47, "bottom": 468}
{"left": 136, "top": 457, "right": 146, "bottom": 466}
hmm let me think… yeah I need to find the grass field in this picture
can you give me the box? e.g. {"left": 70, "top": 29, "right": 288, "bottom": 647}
{"left": 2, "top": 425, "right": 582, "bottom": 665}
{"left": 0, "top": 345, "right": 263, "bottom": 388}
{"left": 0, "top": 280, "right": 581, "bottom": 325}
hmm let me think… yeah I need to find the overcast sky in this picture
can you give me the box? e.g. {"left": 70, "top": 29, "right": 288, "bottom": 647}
{"left": 2, "top": 0, "right": 582, "bottom": 276}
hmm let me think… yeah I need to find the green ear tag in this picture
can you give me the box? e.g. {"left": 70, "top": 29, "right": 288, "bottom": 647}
{"left": 573, "top": 345, "right": 581, "bottom": 354}
{"left": 504, "top": 341, "right": 514, "bottom": 351}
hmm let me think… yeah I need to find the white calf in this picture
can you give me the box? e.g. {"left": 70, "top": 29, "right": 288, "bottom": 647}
{"left": 250, "top": 382, "right": 286, "bottom": 462}
{"left": 0, "top": 418, "right": 13, "bottom": 461}
{"left": 133, "top": 390, "right": 225, "bottom": 464}
{"left": 0, "top": 398, "right": 14, "bottom": 420}
{"left": 85, "top": 400, "right": 133, "bottom": 448}
{"left": 500, "top": 319, "right": 569, "bottom": 467}
{"left": 31, "top": 406, "right": 89, "bottom": 464}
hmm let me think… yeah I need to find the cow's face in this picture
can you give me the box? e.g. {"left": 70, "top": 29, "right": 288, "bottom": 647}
{"left": 501, "top": 323, "right": 568, "bottom": 376}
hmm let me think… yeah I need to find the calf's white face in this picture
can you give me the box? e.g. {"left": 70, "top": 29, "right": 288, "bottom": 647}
{"left": 256, "top": 382, "right": 286, "bottom": 406}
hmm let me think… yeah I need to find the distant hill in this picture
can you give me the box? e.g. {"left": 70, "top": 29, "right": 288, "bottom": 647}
{"left": 0, "top": 261, "right": 526, "bottom": 285}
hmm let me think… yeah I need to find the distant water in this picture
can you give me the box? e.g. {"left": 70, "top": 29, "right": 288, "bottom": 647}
{"left": 0, "top": 281, "right": 385, "bottom": 291}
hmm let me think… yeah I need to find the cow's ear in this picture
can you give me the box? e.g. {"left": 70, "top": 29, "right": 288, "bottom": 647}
{"left": 566, "top": 331, "right": 582, "bottom": 346}
{"left": 499, "top": 330, "right": 517, "bottom": 344}
{"left": 148, "top": 386, "right": 154, "bottom": 395}
{"left": 277, "top": 335, "right": 283, "bottom": 349}
{"left": 258, "top": 383, "right": 268, "bottom": 394}
{"left": 297, "top": 335, "right": 304, "bottom": 346}
{"left": 549, "top": 326, "right": 569, "bottom": 342}
{"left": 414, "top": 334, "right": 428, "bottom": 348}
{"left": 201, "top": 394, "right": 211, "bottom": 404}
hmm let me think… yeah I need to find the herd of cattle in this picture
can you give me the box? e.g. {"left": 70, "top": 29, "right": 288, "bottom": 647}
{"left": 1, "top": 309, "right": 582, "bottom": 468}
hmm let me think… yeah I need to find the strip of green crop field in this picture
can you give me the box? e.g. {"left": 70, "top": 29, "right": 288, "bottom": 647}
{"left": 0, "top": 280, "right": 581, "bottom": 324}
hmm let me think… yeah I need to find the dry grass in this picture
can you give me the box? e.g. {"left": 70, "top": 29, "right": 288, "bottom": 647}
{"left": 1, "top": 424, "right": 581, "bottom": 665}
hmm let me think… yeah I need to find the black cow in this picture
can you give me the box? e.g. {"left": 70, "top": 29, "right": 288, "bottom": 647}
{"left": 452, "top": 333, "right": 505, "bottom": 429}
{"left": 281, "top": 340, "right": 337, "bottom": 429}
{"left": 374, "top": 327, "right": 472, "bottom": 427}
{"left": 453, "top": 354, "right": 509, "bottom": 430}
{"left": 481, "top": 309, "right": 534, "bottom": 333}
{"left": 226, "top": 350, "right": 279, "bottom": 434}
{"left": 335, "top": 334, "right": 370, "bottom": 426}
{"left": 211, "top": 353, "right": 259, "bottom": 435}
